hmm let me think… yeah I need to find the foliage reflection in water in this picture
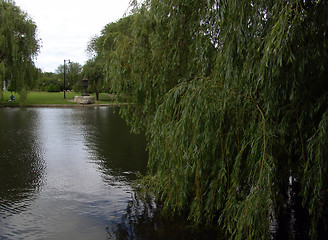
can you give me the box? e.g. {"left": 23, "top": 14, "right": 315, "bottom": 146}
{"left": 107, "top": 193, "right": 221, "bottom": 240}
{"left": 0, "top": 107, "right": 149, "bottom": 239}
{"left": 0, "top": 107, "right": 222, "bottom": 240}
{"left": 0, "top": 108, "right": 46, "bottom": 218}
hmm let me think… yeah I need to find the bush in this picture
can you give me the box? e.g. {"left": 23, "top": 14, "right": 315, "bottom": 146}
{"left": 72, "top": 82, "right": 83, "bottom": 93}
{"left": 47, "top": 84, "right": 60, "bottom": 92}
{"left": 7, "top": 82, "right": 15, "bottom": 92}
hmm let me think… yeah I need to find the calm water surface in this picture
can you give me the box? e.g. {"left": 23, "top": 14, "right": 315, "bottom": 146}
{"left": 0, "top": 107, "right": 148, "bottom": 240}
{"left": 0, "top": 107, "right": 313, "bottom": 240}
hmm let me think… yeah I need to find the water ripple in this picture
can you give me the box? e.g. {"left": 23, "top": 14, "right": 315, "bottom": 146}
{"left": 0, "top": 107, "right": 148, "bottom": 239}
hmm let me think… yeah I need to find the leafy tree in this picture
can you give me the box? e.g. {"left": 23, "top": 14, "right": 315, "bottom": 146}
{"left": 103, "top": 0, "right": 328, "bottom": 239}
{"left": 39, "top": 71, "right": 60, "bottom": 90}
{"left": 82, "top": 59, "right": 104, "bottom": 100}
{"left": 0, "top": 0, "right": 40, "bottom": 97}
{"left": 85, "top": 16, "right": 136, "bottom": 99}
{"left": 56, "top": 62, "right": 82, "bottom": 90}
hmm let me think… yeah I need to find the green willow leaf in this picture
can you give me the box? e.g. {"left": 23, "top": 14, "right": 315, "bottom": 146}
{"left": 98, "top": 0, "right": 328, "bottom": 239}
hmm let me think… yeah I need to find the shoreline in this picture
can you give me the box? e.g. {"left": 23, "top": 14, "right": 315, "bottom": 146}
{"left": 0, "top": 103, "right": 129, "bottom": 108}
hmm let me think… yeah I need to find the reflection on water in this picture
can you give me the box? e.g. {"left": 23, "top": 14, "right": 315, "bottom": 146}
{"left": 0, "top": 107, "right": 223, "bottom": 240}
{"left": 1, "top": 107, "right": 318, "bottom": 240}
{"left": 0, "top": 107, "right": 148, "bottom": 239}
{"left": 0, "top": 108, "right": 45, "bottom": 217}
{"left": 107, "top": 194, "right": 220, "bottom": 240}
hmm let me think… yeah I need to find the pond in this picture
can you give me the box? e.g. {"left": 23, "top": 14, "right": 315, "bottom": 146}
{"left": 0, "top": 107, "right": 217, "bottom": 240}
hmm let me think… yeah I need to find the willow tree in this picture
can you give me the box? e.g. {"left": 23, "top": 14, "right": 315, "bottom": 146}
{"left": 102, "top": 3, "right": 216, "bottom": 132}
{"left": 103, "top": 0, "right": 328, "bottom": 239}
{"left": 0, "top": 0, "right": 40, "bottom": 96}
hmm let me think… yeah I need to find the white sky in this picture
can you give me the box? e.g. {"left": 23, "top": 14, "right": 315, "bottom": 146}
{"left": 14, "top": 0, "right": 131, "bottom": 73}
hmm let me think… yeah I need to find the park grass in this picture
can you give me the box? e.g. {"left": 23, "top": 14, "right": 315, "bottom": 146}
{"left": 0, "top": 91, "right": 116, "bottom": 106}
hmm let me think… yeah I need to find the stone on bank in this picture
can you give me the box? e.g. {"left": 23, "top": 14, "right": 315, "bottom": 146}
{"left": 74, "top": 96, "right": 96, "bottom": 104}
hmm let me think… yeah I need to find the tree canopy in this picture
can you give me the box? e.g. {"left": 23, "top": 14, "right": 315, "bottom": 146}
{"left": 55, "top": 61, "right": 82, "bottom": 91}
{"left": 0, "top": 0, "right": 40, "bottom": 92}
{"left": 86, "top": 15, "right": 136, "bottom": 98}
{"left": 91, "top": 0, "right": 328, "bottom": 238}
{"left": 82, "top": 59, "right": 104, "bottom": 99}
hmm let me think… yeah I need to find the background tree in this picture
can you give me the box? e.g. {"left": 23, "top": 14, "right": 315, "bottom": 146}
{"left": 55, "top": 62, "right": 82, "bottom": 91}
{"left": 38, "top": 72, "right": 60, "bottom": 91}
{"left": 85, "top": 15, "right": 136, "bottom": 99}
{"left": 101, "top": 0, "right": 328, "bottom": 239}
{"left": 0, "top": 0, "right": 40, "bottom": 99}
{"left": 82, "top": 59, "right": 104, "bottom": 100}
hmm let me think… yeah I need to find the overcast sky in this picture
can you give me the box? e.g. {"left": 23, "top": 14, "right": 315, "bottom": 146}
{"left": 14, "top": 0, "right": 131, "bottom": 73}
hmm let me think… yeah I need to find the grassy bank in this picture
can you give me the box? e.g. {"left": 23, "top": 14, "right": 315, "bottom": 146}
{"left": 0, "top": 91, "right": 116, "bottom": 106}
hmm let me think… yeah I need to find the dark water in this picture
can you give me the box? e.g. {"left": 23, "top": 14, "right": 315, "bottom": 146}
{"left": 0, "top": 107, "right": 218, "bottom": 240}
{"left": 1, "top": 107, "right": 321, "bottom": 239}
{"left": 3, "top": 106, "right": 326, "bottom": 240}
{"left": 0, "top": 107, "right": 149, "bottom": 239}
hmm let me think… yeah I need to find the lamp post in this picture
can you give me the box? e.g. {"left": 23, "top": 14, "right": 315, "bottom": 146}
{"left": 63, "top": 59, "right": 70, "bottom": 98}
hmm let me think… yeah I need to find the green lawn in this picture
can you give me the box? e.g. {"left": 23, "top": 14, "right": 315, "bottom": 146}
{"left": 0, "top": 91, "right": 116, "bottom": 105}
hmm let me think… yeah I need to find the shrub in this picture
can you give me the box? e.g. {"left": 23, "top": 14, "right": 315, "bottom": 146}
{"left": 7, "top": 82, "right": 15, "bottom": 92}
{"left": 47, "top": 84, "right": 60, "bottom": 92}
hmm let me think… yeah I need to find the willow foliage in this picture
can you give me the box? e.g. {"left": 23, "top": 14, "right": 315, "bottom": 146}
{"left": 101, "top": 0, "right": 328, "bottom": 239}
{"left": 0, "top": 0, "right": 40, "bottom": 92}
